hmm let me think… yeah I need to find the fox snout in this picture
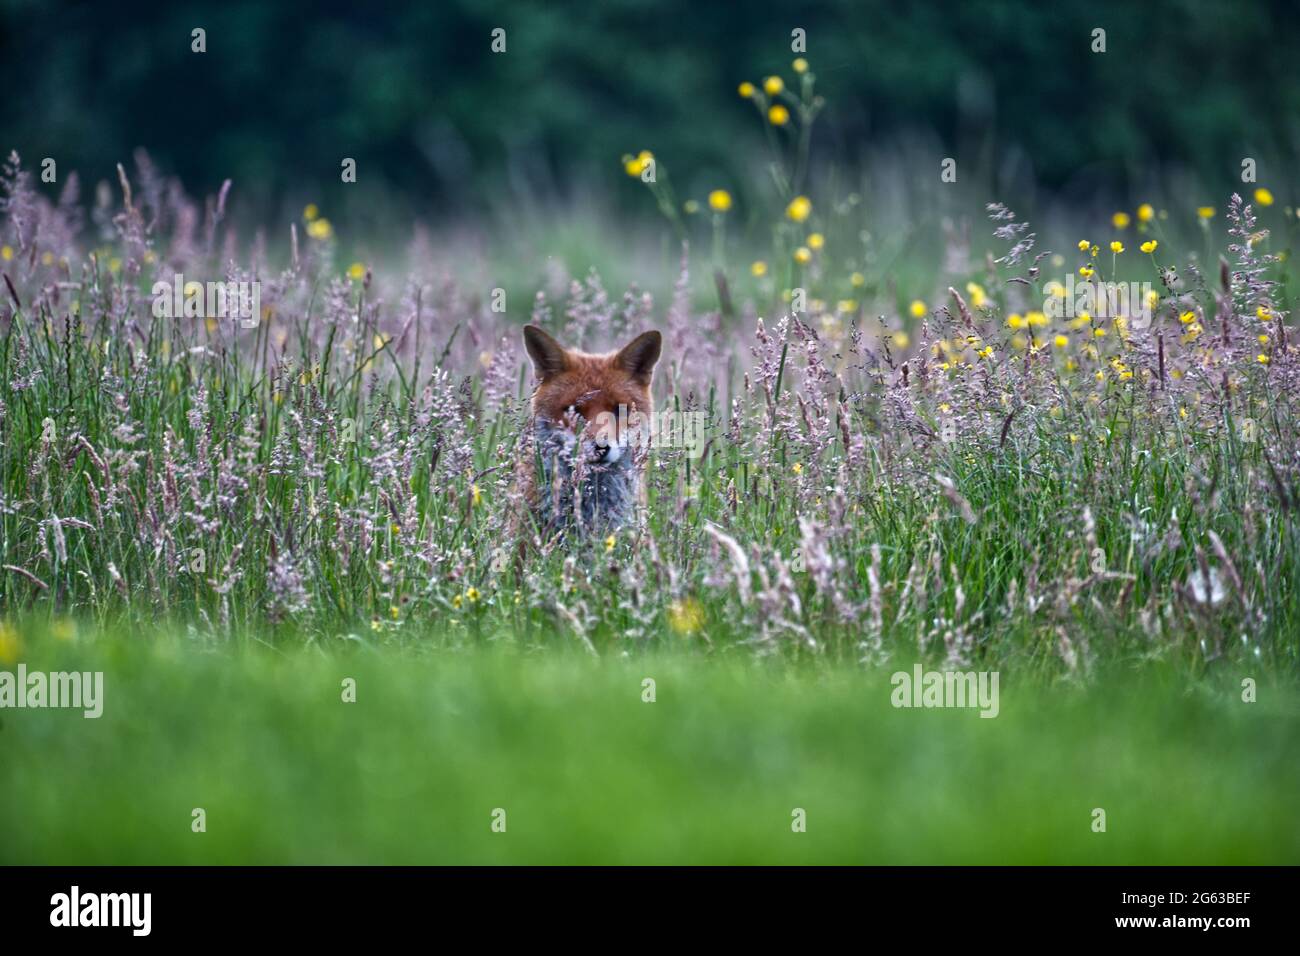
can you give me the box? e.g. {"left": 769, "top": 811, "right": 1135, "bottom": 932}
{"left": 548, "top": 407, "right": 631, "bottom": 462}
{"left": 541, "top": 415, "right": 624, "bottom": 464}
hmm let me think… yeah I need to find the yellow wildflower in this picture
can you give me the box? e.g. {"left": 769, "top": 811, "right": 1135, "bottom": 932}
{"left": 667, "top": 597, "right": 705, "bottom": 635}
{"left": 786, "top": 195, "right": 812, "bottom": 222}
{"left": 0, "top": 622, "right": 21, "bottom": 665}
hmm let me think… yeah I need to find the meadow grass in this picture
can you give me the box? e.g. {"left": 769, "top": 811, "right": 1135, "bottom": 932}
{"left": 0, "top": 146, "right": 1297, "bottom": 672}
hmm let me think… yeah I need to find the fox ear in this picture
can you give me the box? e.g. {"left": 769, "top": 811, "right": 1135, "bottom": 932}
{"left": 614, "top": 330, "right": 662, "bottom": 385}
{"left": 523, "top": 325, "right": 569, "bottom": 380}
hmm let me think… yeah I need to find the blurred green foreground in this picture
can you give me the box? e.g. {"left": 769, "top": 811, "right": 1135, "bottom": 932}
{"left": 0, "top": 626, "right": 1296, "bottom": 864}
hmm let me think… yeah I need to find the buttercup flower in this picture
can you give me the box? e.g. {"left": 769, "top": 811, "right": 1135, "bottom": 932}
{"left": 667, "top": 597, "right": 705, "bottom": 635}
{"left": 0, "top": 622, "right": 21, "bottom": 665}
{"left": 786, "top": 195, "right": 812, "bottom": 222}
{"left": 768, "top": 104, "right": 790, "bottom": 126}
{"left": 708, "top": 189, "right": 732, "bottom": 212}
{"left": 623, "top": 150, "right": 653, "bottom": 177}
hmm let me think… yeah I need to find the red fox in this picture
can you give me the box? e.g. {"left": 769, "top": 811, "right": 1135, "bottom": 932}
{"left": 517, "top": 324, "right": 661, "bottom": 537}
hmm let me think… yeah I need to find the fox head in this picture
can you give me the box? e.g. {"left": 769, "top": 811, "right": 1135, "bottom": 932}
{"left": 523, "top": 325, "right": 661, "bottom": 462}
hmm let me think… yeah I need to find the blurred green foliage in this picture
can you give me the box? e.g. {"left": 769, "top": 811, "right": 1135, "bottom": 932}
{"left": 2, "top": 0, "right": 1297, "bottom": 221}
{"left": 3, "top": 626, "right": 1298, "bottom": 863}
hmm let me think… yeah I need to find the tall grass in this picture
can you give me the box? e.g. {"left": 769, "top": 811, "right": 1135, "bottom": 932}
{"left": 0, "top": 140, "right": 1297, "bottom": 679}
